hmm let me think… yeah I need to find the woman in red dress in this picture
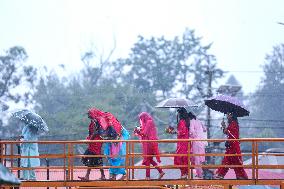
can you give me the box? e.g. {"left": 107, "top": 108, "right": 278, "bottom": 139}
{"left": 215, "top": 112, "right": 248, "bottom": 179}
{"left": 134, "top": 112, "right": 165, "bottom": 180}
{"left": 168, "top": 107, "right": 191, "bottom": 179}
{"left": 78, "top": 108, "right": 106, "bottom": 181}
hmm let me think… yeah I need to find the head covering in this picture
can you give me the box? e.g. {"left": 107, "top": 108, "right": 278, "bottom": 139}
{"left": 87, "top": 108, "right": 108, "bottom": 130}
{"left": 104, "top": 112, "right": 122, "bottom": 135}
{"left": 87, "top": 108, "right": 122, "bottom": 135}
{"left": 138, "top": 112, "right": 158, "bottom": 140}
{"left": 88, "top": 108, "right": 104, "bottom": 120}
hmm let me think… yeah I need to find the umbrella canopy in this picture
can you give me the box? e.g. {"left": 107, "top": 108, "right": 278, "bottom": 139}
{"left": 12, "top": 109, "right": 49, "bottom": 132}
{"left": 0, "top": 163, "right": 21, "bottom": 185}
{"left": 155, "top": 98, "right": 197, "bottom": 108}
{"left": 204, "top": 95, "right": 249, "bottom": 117}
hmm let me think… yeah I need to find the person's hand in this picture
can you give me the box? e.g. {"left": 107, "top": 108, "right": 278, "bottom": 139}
{"left": 165, "top": 126, "right": 176, "bottom": 134}
{"left": 133, "top": 126, "right": 141, "bottom": 135}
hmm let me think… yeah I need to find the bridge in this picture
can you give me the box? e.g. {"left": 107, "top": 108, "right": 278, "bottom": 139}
{"left": 1, "top": 138, "right": 284, "bottom": 189}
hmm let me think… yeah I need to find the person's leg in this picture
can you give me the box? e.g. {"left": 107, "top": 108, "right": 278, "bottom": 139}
{"left": 144, "top": 159, "right": 151, "bottom": 179}
{"left": 78, "top": 168, "right": 91, "bottom": 181}
{"left": 29, "top": 169, "right": 36, "bottom": 180}
{"left": 22, "top": 169, "right": 29, "bottom": 180}
{"left": 150, "top": 159, "right": 165, "bottom": 179}
{"left": 110, "top": 174, "right": 117, "bottom": 180}
{"left": 195, "top": 157, "right": 203, "bottom": 178}
{"left": 100, "top": 168, "right": 106, "bottom": 180}
{"left": 180, "top": 167, "right": 188, "bottom": 179}
{"left": 215, "top": 156, "right": 230, "bottom": 178}
{"left": 232, "top": 157, "right": 248, "bottom": 179}
{"left": 150, "top": 159, "right": 162, "bottom": 173}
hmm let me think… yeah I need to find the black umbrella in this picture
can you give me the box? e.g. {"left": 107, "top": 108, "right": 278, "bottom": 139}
{"left": 205, "top": 95, "right": 249, "bottom": 117}
{"left": 0, "top": 163, "right": 21, "bottom": 185}
{"left": 12, "top": 109, "right": 49, "bottom": 132}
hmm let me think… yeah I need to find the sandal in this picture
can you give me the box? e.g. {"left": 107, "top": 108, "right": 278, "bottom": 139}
{"left": 78, "top": 176, "right": 89, "bottom": 181}
{"left": 119, "top": 175, "right": 127, "bottom": 180}
{"left": 158, "top": 172, "right": 165, "bottom": 180}
{"left": 214, "top": 175, "right": 224, "bottom": 179}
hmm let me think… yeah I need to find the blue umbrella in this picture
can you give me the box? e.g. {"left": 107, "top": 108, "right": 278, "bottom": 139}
{"left": 12, "top": 109, "right": 49, "bottom": 133}
{"left": 0, "top": 163, "right": 21, "bottom": 185}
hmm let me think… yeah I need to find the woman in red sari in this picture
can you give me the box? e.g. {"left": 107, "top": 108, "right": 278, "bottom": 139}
{"left": 215, "top": 112, "right": 248, "bottom": 179}
{"left": 134, "top": 112, "right": 165, "bottom": 180}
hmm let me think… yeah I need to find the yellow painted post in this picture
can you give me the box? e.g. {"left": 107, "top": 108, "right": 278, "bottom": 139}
{"left": 187, "top": 140, "right": 191, "bottom": 179}
{"left": 63, "top": 143, "right": 66, "bottom": 181}
{"left": 131, "top": 142, "right": 135, "bottom": 179}
{"left": 255, "top": 141, "right": 259, "bottom": 181}
{"left": 125, "top": 141, "right": 129, "bottom": 181}
{"left": 70, "top": 143, "right": 74, "bottom": 180}
{"left": 67, "top": 143, "right": 71, "bottom": 181}
{"left": 280, "top": 182, "right": 284, "bottom": 189}
{"left": 252, "top": 141, "right": 256, "bottom": 180}
{"left": 10, "top": 143, "right": 14, "bottom": 168}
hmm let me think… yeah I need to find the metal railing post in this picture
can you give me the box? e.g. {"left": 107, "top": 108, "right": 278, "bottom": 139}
{"left": 187, "top": 140, "right": 191, "bottom": 179}
{"left": 131, "top": 142, "right": 135, "bottom": 179}
{"left": 125, "top": 141, "right": 129, "bottom": 181}
{"left": 252, "top": 140, "right": 256, "bottom": 180}
{"left": 17, "top": 143, "right": 21, "bottom": 178}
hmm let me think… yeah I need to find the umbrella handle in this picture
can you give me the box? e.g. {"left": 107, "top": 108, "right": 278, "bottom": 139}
{"left": 221, "top": 116, "right": 226, "bottom": 129}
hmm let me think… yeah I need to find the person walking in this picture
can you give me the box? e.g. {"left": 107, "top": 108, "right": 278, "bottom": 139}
{"left": 167, "top": 107, "right": 191, "bottom": 179}
{"left": 215, "top": 112, "right": 248, "bottom": 179}
{"left": 188, "top": 112, "right": 207, "bottom": 178}
{"left": 20, "top": 124, "right": 40, "bottom": 180}
{"left": 78, "top": 108, "right": 106, "bottom": 181}
{"left": 134, "top": 112, "right": 165, "bottom": 180}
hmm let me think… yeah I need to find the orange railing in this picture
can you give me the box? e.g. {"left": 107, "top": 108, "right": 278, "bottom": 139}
{"left": 0, "top": 138, "right": 284, "bottom": 189}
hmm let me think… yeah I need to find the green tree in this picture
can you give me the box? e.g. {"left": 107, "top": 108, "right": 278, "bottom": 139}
{"left": 250, "top": 44, "right": 284, "bottom": 137}
{"left": 0, "top": 46, "right": 37, "bottom": 106}
{"left": 112, "top": 28, "right": 224, "bottom": 101}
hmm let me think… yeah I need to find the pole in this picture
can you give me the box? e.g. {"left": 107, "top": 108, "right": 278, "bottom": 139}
{"left": 206, "top": 70, "right": 213, "bottom": 164}
{"left": 17, "top": 144, "right": 20, "bottom": 178}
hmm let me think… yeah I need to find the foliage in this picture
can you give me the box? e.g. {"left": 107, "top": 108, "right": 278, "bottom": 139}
{"left": 249, "top": 44, "right": 284, "bottom": 137}
{"left": 112, "top": 28, "right": 224, "bottom": 102}
{"left": 32, "top": 71, "right": 161, "bottom": 139}
{"left": 0, "top": 46, "right": 37, "bottom": 106}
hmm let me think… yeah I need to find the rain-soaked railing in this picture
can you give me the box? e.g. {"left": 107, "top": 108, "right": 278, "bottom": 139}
{"left": 0, "top": 138, "right": 284, "bottom": 189}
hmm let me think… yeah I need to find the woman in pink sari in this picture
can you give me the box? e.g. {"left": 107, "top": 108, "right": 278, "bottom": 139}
{"left": 134, "top": 112, "right": 165, "bottom": 180}
{"left": 188, "top": 112, "right": 207, "bottom": 178}
{"left": 168, "top": 107, "right": 191, "bottom": 179}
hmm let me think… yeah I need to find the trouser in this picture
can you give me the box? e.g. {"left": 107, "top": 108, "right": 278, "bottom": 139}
{"left": 180, "top": 167, "right": 188, "bottom": 176}
{"left": 22, "top": 169, "right": 36, "bottom": 180}
{"left": 144, "top": 158, "right": 163, "bottom": 177}
{"left": 216, "top": 155, "right": 248, "bottom": 179}
{"left": 22, "top": 159, "right": 36, "bottom": 180}
{"left": 192, "top": 157, "right": 204, "bottom": 177}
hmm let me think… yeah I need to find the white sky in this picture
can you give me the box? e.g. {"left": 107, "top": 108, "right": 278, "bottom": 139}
{"left": 1, "top": 0, "right": 284, "bottom": 94}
